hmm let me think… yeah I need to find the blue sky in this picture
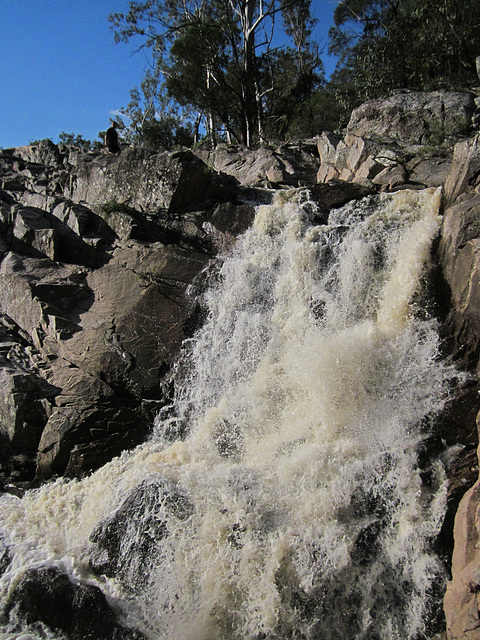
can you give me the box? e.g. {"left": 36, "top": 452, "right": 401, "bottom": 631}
{"left": 0, "top": 0, "right": 339, "bottom": 149}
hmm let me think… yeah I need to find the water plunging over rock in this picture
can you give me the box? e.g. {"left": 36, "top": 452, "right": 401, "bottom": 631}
{"left": 0, "top": 188, "right": 457, "bottom": 640}
{"left": 1, "top": 89, "right": 480, "bottom": 639}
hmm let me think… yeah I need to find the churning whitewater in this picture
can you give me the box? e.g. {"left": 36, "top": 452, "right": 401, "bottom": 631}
{"left": 0, "top": 188, "right": 456, "bottom": 639}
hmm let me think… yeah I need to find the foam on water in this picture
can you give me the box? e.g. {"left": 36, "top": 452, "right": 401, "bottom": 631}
{"left": 0, "top": 188, "right": 455, "bottom": 639}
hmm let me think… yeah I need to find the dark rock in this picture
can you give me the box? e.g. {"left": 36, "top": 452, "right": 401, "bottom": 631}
{"left": 437, "top": 193, "right": 480, "bottom": 370}
{"left": 352, "top": 520, "right": 384, "bottom": 566}
{"left": 67, "top": 147, "right": 236, "bottom": 214}
{"left": 12, "top": 139, "right": 66, "bottom": 166}
{"left": 0, "top": 364, "right": 53, "bottom": 450}
{"left": 406, "top": 155, "right": 452, "bottom": 188}
{"left": 203, "top": 201, "right": 256, "bottom": 251}
{"left": 36, "top": 403, "right": 150, "bottom": 479}
{"left": 0, "top": 536, "right": 11, "bottom": 576}
{"left": 309, "top": 179, "right": 377, "bottom": 220}
{"left": 3, "top": 566, "right": 145, "bottom": 639}
{"left": 89, "top": 475, "right": 193, "bottom": 591}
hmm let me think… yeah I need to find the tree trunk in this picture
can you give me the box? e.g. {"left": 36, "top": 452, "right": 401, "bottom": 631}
{"left": 206, "top": 67, "right": 216, "bottom": 145}
{"left": 242, "top": 0, "right": 257, "bottom": 147}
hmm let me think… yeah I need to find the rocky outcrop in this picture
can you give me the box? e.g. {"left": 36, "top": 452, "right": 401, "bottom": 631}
{"left": 193, "top": 140, "right": 320, "bottom": 187}
{"left": 316, "top": 90, "right": 477, "bottom": 190}
{"left": 0, "top": 145, "right": 257, "bottom": 484}
{"left": 67, "top": 147, "right": 239, "bottom": 213}
{"left": 437, "top": 131, "right": 480, "bottom": 640}
{"left": 347, "top": 91, "right": 476, "bottom": 146}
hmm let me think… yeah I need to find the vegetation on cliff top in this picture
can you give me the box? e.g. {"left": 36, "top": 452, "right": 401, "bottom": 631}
{"left": 37, "top": 0, "right": 480, "bottom": 151}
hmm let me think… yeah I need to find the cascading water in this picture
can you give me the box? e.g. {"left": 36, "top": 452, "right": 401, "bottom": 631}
{"left": 0, "top": 187, "right": 456, "bottom": 640}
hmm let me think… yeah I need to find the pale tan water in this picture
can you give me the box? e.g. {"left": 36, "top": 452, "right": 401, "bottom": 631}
{"left": 0, "top": 188, "right": 456, "bottom": 639}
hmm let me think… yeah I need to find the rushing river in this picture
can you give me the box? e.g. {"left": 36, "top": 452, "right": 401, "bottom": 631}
{"left": 0, "top": 188, "right": 455, "bottom": 639}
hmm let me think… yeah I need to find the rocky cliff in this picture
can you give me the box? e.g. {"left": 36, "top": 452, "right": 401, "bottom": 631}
{"left": 1, "top": 89, "right": 480, "bottom": 639}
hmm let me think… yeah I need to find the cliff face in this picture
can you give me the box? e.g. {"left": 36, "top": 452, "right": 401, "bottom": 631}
{"left": 0, "top": 89, "right": 480, "bottom": 638}
{"left": 0, "top": 143, "right": 257, "bottom": 483}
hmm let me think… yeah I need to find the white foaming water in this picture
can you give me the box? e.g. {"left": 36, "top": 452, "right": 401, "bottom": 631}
{"left": 0, "top": 188, "right": 454, "bottom": 640}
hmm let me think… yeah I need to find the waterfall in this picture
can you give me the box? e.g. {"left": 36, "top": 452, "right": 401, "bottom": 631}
{"left": 0, "top": 187, "right": 456, "bottom": 640}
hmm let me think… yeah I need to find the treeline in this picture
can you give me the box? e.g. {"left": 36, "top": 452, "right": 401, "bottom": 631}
{"left": 329, "top": 0, "right": 480, "bottom": 120}
{"left": 54, "top": 0, "right": 480, "bottom": 151}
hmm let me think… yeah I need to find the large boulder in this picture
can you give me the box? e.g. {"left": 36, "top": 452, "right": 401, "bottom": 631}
{"left": 316, "top": 132, "right": 402, "bottom": 184}
{"left": 347, "top": 90, "right": 476, "bottom": 146}
{"left": 315, "top": 131, "right": 452, "bottom": 190}
{"left": 316, "top": 91, "right": 476, "bottom": 190}
{"left": 3, "top": 566, "right": 144, "bottom": 639}
{"left": 89, "top": 475, "right": 193, "bottom": 592}
{"left": 67, "top": 147, "right": 238, "bottom": 213}
{"left": 194, "top": 140, "right": 320, "bottom": 187}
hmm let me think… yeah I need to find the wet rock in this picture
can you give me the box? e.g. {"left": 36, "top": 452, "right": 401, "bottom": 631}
{"left": 3, "top": 566, "right": 145, "bottom": 639}
{"left": 0, "top": 536, "right": 11, "bottom": 576}
{"left": 352, "top": 520, "right": 384, "bottom": 566}
{"left": 202, "top": 201, "right": 256, "bottom": 252}
{"left": 89, "top": 475, "right": 193, "bottom": 591}
{"left": 309, "top": 179, "right": 376, "bottom": 219}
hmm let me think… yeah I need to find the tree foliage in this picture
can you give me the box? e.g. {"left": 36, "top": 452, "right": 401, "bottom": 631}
{"left": 329, "top": 0, "right": 480, "bottom": 110}
{"left": 113, "top": 67, "right": 195, "bottom": 149}
{"left": 109, "top": 0, "right": 324, "bottom": 146}
{"left": 57, "top": 132, "right": 104, "bottom": 151}
{"left": 107, "top": 0, "right": 479, "bottom": 147}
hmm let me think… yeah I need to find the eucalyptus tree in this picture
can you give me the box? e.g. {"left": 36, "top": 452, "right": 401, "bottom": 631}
{"left": 109, "top": 0, "right": 322, "bottom": 146}
{"left": 328, "top": 0, "right": 480, "bottom": 105}
{"left": 260, "top": 0, "right": 324, "bottom": 140}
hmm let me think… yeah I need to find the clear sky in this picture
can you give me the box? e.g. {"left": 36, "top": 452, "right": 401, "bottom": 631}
{"left": 0, "top": 0, "right": 339, "bottom": 149}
